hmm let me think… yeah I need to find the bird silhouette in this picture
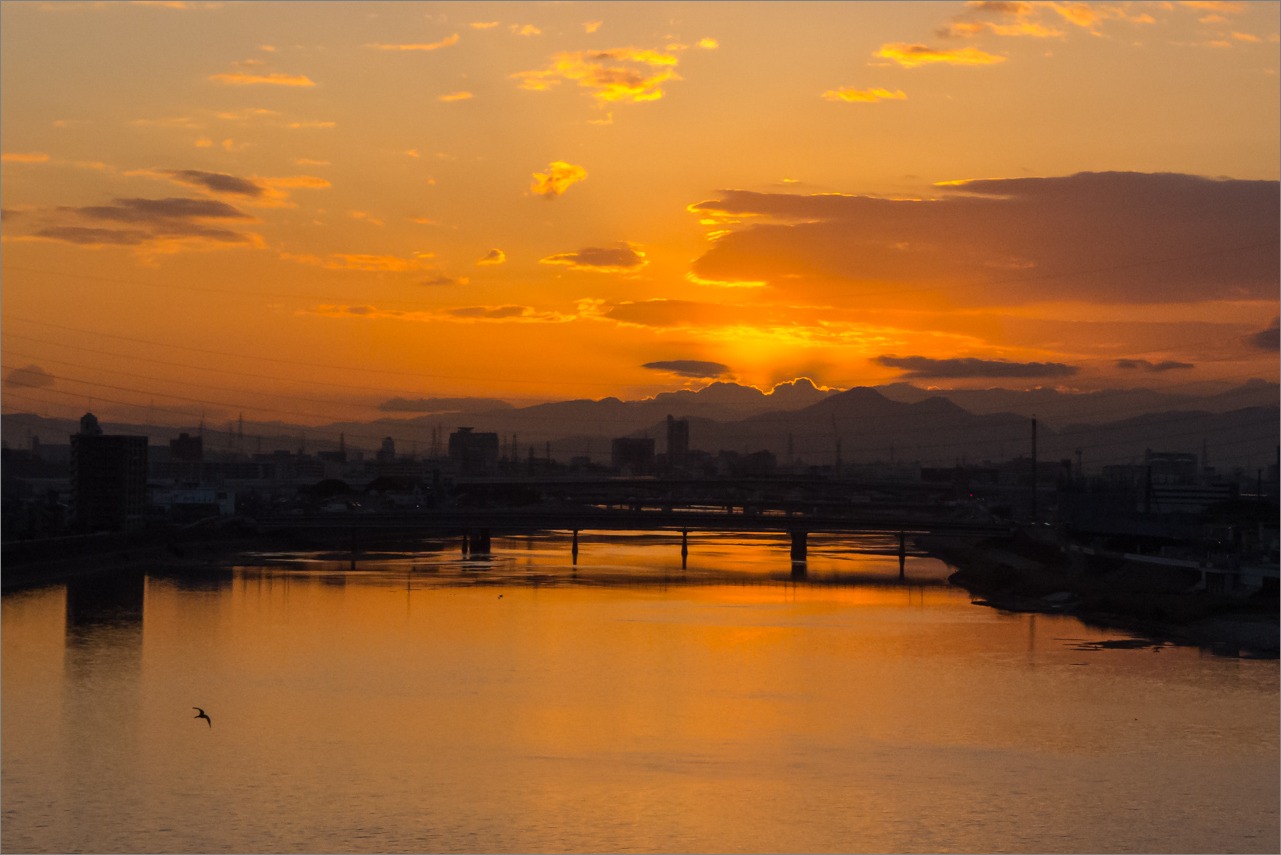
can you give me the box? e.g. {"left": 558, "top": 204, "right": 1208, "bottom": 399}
{"left": 193, "top": 707, "right": 212, "bottom": 728}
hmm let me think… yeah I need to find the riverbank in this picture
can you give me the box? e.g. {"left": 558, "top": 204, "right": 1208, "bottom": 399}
{"left": 924, "top": 533, "right": 1279, "bottom": 657}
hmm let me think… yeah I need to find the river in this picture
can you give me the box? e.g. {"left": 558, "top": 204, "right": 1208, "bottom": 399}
{"left": 3, "top": 531, "right": 1277, "bottom": 853}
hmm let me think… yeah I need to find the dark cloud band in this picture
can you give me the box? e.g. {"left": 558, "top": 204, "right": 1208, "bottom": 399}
{"left": 642, "top": 360, "right": 732, "bottom": 379}
{"left": 875, "top": 355, "right": 1078, "bottom": 379}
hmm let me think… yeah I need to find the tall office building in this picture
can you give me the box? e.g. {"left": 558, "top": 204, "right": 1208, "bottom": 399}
{"left": 70, "top": 413, "right": 149, "bottom": 532}
{"left": 666, "top": 415, "right": 690, "bottom": 468}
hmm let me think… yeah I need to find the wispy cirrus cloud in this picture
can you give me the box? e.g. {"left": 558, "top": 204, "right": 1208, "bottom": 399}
{"left": 282, "top": 252, "right": 434, "bottom": 272}
{"left": 531, "top": 161, "right": 587, "bottom": 199}
{"left": 541, "top": 243, "right": 646, "bottom": 272}
{"left": 822, "top": 87, "right": 907, "bottom": 103}
{"left": 214, "top": 107, "right": 278, "bottom": 122}
{"left": 130, "top": 1, "right": 219, "bottom": 9}
{"left": 512, "top": 47, "right": 681, "bottom": 104}
{"left": 874, "top": 355, "right": 1078, "bottom": 379}
{"left": 366, "top": 34, "right": 459, "bottom": 51}
{"left": 875, "top": 42, "right": 1006, "bottom": 67}
{"left": 209, "top": 70, "right": 315, "bottom": 86}
{"left": 306, "top": 303, "right": 571, "bottom": 323}
{"left": 208, "top": 60, "right": 315, "bottom": 87}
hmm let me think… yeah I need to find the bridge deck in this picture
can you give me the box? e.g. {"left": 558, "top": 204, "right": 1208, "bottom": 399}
{"left": 254, "top": 506, "right": 1010, "bottom": 538}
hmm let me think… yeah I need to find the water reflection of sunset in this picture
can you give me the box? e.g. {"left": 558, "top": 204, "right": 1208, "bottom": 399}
{"left": 4, "top": 532, "right": 1277, "bottom": 853}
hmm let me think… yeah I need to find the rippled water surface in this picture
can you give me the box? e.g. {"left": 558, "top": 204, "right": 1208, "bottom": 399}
{"left": 3, "top": 532, "right": 1277, "bottom": 853}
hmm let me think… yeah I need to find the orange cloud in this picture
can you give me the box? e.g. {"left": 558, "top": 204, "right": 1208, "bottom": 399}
{"left": 1178, "top": 1, "right": 1246, "bottom": 11}
{"left": 306, "top": 304, "right": 570, "bottom": 324}
{"left": 822, "top": 87, "right": 907, "bottom": 103}
{"left": 478, "top": 249, "right": 506, "bottom": 265}
{"left": 209, "top": 70, "right": 315, "bottom": 87}
{"left": 349, "top": 210, "right": 385, "bottom": 227}
{"left": 512, "top": 47, "right": 681, "bottom": 103}
{"left": 215, "top": 108, "right": 278, "bottom": 121}
{"left": 684, "top": 272, "right": 767, "bottom": 289}
{"left": 530, "top": 161, "right": 587, "bottom": 199}
{"left": 262, "top": 174, "right": 331, "bottom": 191}
{"left": 1, "top": 152, "right": 50, "bottom": 163}
{"left": 876, "top": 42, "right": 1006, "bottom": 67}
{"left": 942, "top": 1, "right": 1064, "bottom": 39}
{"left": 366, "top": 34, "right": 460, "bottom": 51}
{"left": 131, "top": 115, "right": 203, "bottom": 128}
{"left": 439, "top": 91, "right": 474, "bottom": 102}
{"left": 941, "top": 18, "right": 1063, "bottom": 39}
{"left": 284, "top": 252, "right": 433, "bottom": 272}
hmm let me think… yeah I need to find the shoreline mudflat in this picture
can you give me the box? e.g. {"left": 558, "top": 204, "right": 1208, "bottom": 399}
{"left": 925, "top": 534, "right": 1279, "bottom": 658}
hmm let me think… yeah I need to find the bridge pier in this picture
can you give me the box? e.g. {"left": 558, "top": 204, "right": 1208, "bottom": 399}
{"left": 899, "top": 530, "right": 906, "bottom": 578}
{"left": 467, "top": 528, "right": 491, "bottom": 557}
{"left": 681, "top": 528, "right": 688, "bottom": 570}
{"left": 790, "top": 529, "right": 807, "bottom": 563}
{"left": 571, "top": 529, "right": 579, "bottom": 565}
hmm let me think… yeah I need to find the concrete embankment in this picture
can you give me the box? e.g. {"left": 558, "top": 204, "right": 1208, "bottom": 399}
{"left": 922, "top": 533, "right": 1279, "bottom": 658}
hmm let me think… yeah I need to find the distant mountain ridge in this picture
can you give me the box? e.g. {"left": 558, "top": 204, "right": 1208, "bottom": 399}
{"left": 874, "top": 379, "right": 1279, "bottom": 424}
{"left": 3, "top": 380, "right": 1277, "bottom": 471}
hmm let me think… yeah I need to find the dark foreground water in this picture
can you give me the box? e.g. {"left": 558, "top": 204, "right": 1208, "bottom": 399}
{"left": 3, "top": 531, "right": 1277, "bottom": 854}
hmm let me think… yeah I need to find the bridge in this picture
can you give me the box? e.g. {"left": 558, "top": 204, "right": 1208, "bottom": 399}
{"left": 251, "top": 498, "right": 1011, "bottom": 573}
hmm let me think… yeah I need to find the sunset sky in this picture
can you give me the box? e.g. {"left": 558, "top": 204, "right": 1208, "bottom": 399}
{"left": 2, "top": 0, "right": 1278, "bottom": 428}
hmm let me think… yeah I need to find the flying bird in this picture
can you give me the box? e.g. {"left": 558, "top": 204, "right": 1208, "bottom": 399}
{"left": 193, "top": 707, "right": 212, "bottom": 728}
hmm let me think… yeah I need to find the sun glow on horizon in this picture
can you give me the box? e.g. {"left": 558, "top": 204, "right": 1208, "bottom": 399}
{"left": 0, "top": 0, "right": 1276, "bottom": 427}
